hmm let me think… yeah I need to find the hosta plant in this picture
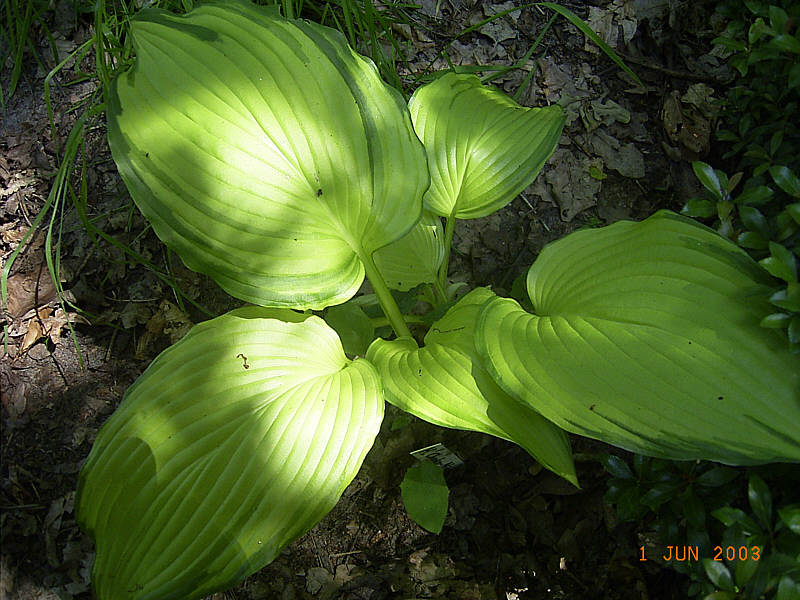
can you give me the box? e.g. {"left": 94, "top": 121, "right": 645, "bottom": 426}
{"left": 77, "top": 1, "right": 800, "bottom": 598}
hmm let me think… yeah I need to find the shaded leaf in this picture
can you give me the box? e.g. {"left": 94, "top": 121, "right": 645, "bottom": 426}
{"left": 401, "top": 460, "right": 449, "bottom": 534}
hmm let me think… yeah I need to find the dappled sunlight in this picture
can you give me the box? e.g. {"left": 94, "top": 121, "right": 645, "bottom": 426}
{"left": 77, "top": 308, "right": 384, "bottom": 598}
{"left": 108, "top": 2, "right": 427, "bottom": 310}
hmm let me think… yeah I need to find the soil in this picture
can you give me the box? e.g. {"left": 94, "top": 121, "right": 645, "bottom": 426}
{"left": 2, "top": 1, "right": 733, "bottom": 598}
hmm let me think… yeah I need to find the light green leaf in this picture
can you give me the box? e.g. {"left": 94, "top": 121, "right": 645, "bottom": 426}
{"left": 373, "top": 211, "right": 445, "bottom": 291}
{"left": 76, "top": 307, "right": 384, "bottom": 599}
{"left": 476, "top": 210, "right": 800, "bottom": 464}
{"left": 366, "top": 288, "right": 577, "bottom": 485}
{"left": 408, "top": 73, "right": 564, "bottom": 219}
{"left": 108, "top": 1, "right": 428, "bottom": 310}
{"left": 401, "top": 460, "right": 449, "bottom": 534}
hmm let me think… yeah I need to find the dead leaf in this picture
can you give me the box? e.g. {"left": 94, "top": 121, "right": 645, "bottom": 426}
{"left": 6, "top": 267, "right": 59, "bottom": 318}
{"left": 20, "top": 318, "right": 44, "bottom": 353}
{"left": 1, "top": 381, "right": 27, "bottom": 420}
{"left": 539, "top": 149, "right": 602, "bottom": 221}
{"left": 590, "top": 131, "right": 645, "bottom": 178}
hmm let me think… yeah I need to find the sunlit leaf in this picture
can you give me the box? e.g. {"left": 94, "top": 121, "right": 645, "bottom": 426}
{"left": 77, "top": 307, "right": 384, "bottom": 599}
{"left": 477, "top": 210, "right": 800, "bottom": 464}
{"left": 408, "top": 73, "right": 564, "bottom": 219}
{"left": 373, "top": 211, "right": 445, "bottom": 291}
{"left": 367, "top": 287, "right": 577, "bottom": 485}
{"left": 108, "top": 1, "right": 428, "bottom": 310}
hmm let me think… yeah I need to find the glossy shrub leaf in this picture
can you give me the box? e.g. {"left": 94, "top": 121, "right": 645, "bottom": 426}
{"left": 401, "top": 460, "right": 449, "bottom": 534}
{"left": 108, "top": 1, "right": 428, "bottom": 310}
{"left": 779, "top": 506, "right": 800, "bottom": 534}
{"left": 760, "top": 242, "right": 798, "bottom": 283}
{"left": 712, "top": 507, "right": 762, "bottom": 535}
{"left": 477, "top": 210, "right": 800, "bottom": 464}
{"left": 367, "top": 288, "right": 577, "bottom": 485}
{"left": 76, "top": 307, "right": 384, "bottom": 599}
{"left": 777, "top": 576, "right": 800, "bottom": 600}
{"left": 703, "top": 559, "right": 735, "bottom": 592}
{"left": 682, "top": 198, "right": 717, "bottom": 218}
{"left": 696, "top": 467, "right": 739, "bottom": 488}
{"left": 601, "top": 454, "right": 634, "bottom": 480}
{"left": 373, "top": 211, "right": 445, "bottom": 291}
{"left": 748, "top": 474, "right": 772, "bottom": 529}
{"left": 736, "top": 185, "right": 773, "bottom": 206}
{"left": 771, "top": 166, "right": 800, "bottom": 197}
{"left": 408, "top": 73, "right": 564, "bottom": 219}
{"left": 693, "top": 161, "right": 724, "bottom": 201}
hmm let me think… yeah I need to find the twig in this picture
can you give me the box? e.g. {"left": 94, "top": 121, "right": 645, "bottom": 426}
{"left": 618, "top": 53, "right": 729, "bottom": 84}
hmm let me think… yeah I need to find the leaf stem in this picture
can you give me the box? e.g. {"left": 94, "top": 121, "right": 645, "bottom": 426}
{"left": 359, "top": 249, "right": 413, "bottom": 338}
{"left": 438, "top": 213, "right": 456, "bottom": 296}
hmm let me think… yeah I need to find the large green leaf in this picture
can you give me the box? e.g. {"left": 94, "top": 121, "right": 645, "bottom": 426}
{"left": 366, "top": 288, "right": 577, "bottom": 485}
{"left": 407, "top": 72, "right": 564, "bottom": 219}
{"left": 108, "top": 1, "right": 428, "bottom": 310}
{"left": 477, "top": 210, "right": 800, "bottom": 464}
{"left": 76, "top": 307, "right": 384, "bottom": 599}
{"left": 373, "top": 211, "right": 445, "bottom": 291}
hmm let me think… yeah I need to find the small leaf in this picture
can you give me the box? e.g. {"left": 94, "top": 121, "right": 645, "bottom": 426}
{"left": 409, "top": 73, "right": 564, "bottom": 219}
{"left": 737, "top": 231, "right": 768, "bottom": 250}
{"left": 789, "top": 316, "right": 800, "bottom": 344}
{"left": 770, "top": 287, "right": 800, "bottom": 312}
{"left": 760, "top": 242, "right": 798, "bottom": 283}
{"left": 703, "top": 559, "right": 735, "bottom": 591}
{"left": 601, "top": 454, "right": 634, "bottom": 480}
{"left": 778, "top": 506, "right": 800, "bottom": 534}
{"left": 770, "top": 131, "right": 784, "bottom": 157}
{"left": 736, "top": 185, "right": 773, "bottom": 206}
{"left": 778, "top": 576, "right": 800, "bottom": 600}
{"left": 712, "top": 36, "right": 747, "bottom": 52}
{"left": 696, "top": 467, "right": 740, "bottom": 488}
{"left": 769, "top": 5, "right": 789, "bottom": 31}
{"left": 739, "top": 205, "right": 770, "bottom": 237}
{"left": 702, "top": 592, "right": 736, "bottom": 600}
{"left": 734, "top": 553, "right": 759, "bottom": 587}
{"left": 790, "top": 63, "right": 800, "bottom": 89}
{"left": 760, "top": 312, "right": 792, "bottom": 328}
{"left": 787, "top": 203, "right": 800, "bottom": 225}
{"left": 748, "top": 474, "right": 773, "bottom": 529}
{"left": 712, "top": 507, "right": 762, "bottom": 535}
{"left": 771, "top": 34, "right": 800, "bottom": 54}
{"left": 770, "top": 166, "right": 800, "bottom": 197}
{"left": 682, "top": 198, "right": 717, "bottom": 218}
{"left": 693, "top": 162, "right": 724, "bottom": 201}
{"left": 682, "top": 489, "right": 706, "bottom": 529}
{"left": 640, "top": 481, "right": 682, "bottom": 509}
{"left": 401, "top": 460, "right": 449, "bottom": 534}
